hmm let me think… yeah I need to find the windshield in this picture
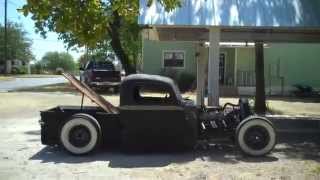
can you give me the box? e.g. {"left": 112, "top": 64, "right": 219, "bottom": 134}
{"left": 93, "top": 61, "right": 115, "bottom": 70}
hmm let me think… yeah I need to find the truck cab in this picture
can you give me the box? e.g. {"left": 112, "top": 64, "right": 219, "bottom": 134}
{"left": 118, "top": 74, "right": 198, "bottom": 150}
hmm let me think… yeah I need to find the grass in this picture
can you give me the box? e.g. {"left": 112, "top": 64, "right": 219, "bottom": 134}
{"left": 14, "top": 74, "right": 62, "bottom": 78}
{"left": 10, "top": 84, "right": 320, "bottom": 117}
{"left": 13, "top": 83, "right": 117, "bottom": 94}
{"left": 310, "top": 165, "right": 320, "bottom": 175}
{"left": 0, "top": 74, "right": 62, "bottom": 81}
{"left": 266, "top": 102, "right": 284, "bottom": 115}
{"left": 0, "top": 76, "right": 15, "bottom": 81}
{"left": 13, "top": 83, "right": 76, "bottom": 93}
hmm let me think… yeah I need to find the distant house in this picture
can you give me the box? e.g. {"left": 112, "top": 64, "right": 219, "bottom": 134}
{"left": 5, "top": 59, "right": 30, "bottom": 74}
{"left": 141, "top": 40, "right": 320, "bottom": 95}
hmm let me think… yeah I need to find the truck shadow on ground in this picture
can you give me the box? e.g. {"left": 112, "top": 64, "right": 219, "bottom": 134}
{"left": 30, "top": 146, "right": 196, "bottom": 168}
{"left": 29, "top": 140, "right": 320, "bottom": 168}
{"left": 26, "top": 128, "right": 320, "bottom": 168}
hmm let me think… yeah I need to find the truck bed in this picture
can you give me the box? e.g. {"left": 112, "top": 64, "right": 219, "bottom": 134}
{"left": 40, "top": 106, "right": 121, "bottom": 146}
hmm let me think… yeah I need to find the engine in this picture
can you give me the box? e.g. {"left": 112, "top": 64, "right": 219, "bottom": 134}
{"left": 199, "top": 99, "right": 251, "bottom": 131}
{"left": 200, "top": 108, "right": 240, "bottom": 131}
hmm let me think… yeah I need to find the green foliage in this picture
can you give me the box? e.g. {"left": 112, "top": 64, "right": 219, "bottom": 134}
{"left": 11, "top": 66, "right": 28, "bottom": 74}
{"left": 30, "top": 62, "right": 43, "bottom": 74}
{"left": 77, "top": 51, "right": 111, "bottom": 68}
{"left": 311, "top": 165, "right": 320, "bottom": 175}
{"left": 160, "top": 69, "right": 195, "bottom": 92}
{"left": 19, "top": 0, "right": 181, "bottom": 74}
{"left": 39, "top": 52, "right": 76, "bottom": 74}
{"left": 77, "top": 54, "right": 90, "bottom": 69}
{"left": 0, "top": 22, "right": 34, "bottom": 63}
{"left": 177, "top": 72, "right": 196, "bottom": 92}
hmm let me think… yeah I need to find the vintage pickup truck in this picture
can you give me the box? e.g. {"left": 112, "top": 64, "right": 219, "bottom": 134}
{"left": 40, "top": 73, "right": 276, "bottom": 156}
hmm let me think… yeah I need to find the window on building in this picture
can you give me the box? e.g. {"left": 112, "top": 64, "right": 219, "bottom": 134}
{"left": 163, "top": 51, "right": 185, "bottom": 68}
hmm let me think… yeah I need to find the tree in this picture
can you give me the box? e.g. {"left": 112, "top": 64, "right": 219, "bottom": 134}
{"left": 40, "top": 51, "right": 76, "bottom": 73}
{"left": 0, "top": 22, "right": 34, "bottom": 64}
{"left": 19, "top": 0, "right": 181, "bottom": 75}
{"left": 78, "top": 54, "right": 90, "bottom": 69}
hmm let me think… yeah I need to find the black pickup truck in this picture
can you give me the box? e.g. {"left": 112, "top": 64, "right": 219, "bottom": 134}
{"left": 80, "top": 60, "right": 121, "bottom": 91}
{"left": 40, "top": 73, "right": 276, "bottom": 156}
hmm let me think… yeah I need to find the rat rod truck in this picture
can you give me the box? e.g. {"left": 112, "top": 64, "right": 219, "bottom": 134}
{"left": 40, "top": 73, "right": 276, "bottom": 156}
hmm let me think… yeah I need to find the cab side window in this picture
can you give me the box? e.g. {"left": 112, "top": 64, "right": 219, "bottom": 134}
{"left": 133, "top": 84, "right": 175, "bottom": 105}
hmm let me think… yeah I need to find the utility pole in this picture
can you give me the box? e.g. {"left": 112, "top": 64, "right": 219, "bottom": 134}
{"left": 4, "top": 0, "right": 8, "bottom": 73}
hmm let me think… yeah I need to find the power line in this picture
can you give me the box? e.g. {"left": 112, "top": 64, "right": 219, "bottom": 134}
{"left": 4, "top": 0, "right": 8, "bottom": 66}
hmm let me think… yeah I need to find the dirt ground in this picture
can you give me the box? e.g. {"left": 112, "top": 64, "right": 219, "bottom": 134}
{"left": 0, "top": 92, "right": 320, "bottom": 180}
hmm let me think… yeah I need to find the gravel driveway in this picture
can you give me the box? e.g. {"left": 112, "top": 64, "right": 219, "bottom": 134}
{"left": 0, "top": 92, "right": 320, "bottom": 180}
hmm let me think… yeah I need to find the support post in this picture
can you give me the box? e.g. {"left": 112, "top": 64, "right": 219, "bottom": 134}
{"left": 234, "top": 48, "right": 238, "bottom": 87}
{"left": 254, "top": 41, "right": 266, "bottom": 114}
{"left": 196, "top": 44, "right": 206, "bottom": 106}
{"left": 207, "top": 27, "right": 220, "bottom": 106}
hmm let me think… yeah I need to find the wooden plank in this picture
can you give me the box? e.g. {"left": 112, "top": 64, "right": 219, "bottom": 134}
{"left": 62, "top": 73, "right": 118, "bottom": 114}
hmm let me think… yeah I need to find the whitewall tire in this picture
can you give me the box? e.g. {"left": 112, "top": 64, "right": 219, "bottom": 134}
{"left": 60, "top": 114, "right": 101, "bottom": 155}
{"left": 236, "top": 116, "right": 276, "bottom": 156}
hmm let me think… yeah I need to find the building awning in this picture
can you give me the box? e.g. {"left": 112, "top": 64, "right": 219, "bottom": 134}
{"left": 139, "top": 0, "right": 320, "bottom": 42}
{"left": 139, "top": 0, "right": 320, "bottom": 28}
{"left": 142, "top": 27, "right": 320, "bottom": 42}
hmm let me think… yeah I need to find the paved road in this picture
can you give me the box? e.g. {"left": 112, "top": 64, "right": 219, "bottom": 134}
{"left": 0, "top": 77, "right": 67, "bottom": 91}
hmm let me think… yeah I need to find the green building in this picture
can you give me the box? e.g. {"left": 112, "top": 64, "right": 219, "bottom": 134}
{"left": 141, "top": 40, "right": 320, "bottom": 96}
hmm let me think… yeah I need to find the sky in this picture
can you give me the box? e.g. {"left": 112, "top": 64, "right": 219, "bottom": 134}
{"left": 0, "top": 0, "right": 84, "bottom": 62}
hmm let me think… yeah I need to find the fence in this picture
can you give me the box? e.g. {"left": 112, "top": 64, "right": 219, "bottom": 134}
{"left": 237, "top": 70, "right": 256, "bottom": 87}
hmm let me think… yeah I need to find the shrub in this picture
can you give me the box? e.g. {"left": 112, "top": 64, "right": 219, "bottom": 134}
{"left": 160, "top": 69, "right": 196, "bottom": 92}
{"left": 160, "top": 68, "right": 179, "bottom": 82}
{"left": 11, "top": 66, "right": 28, "bottom": 74}
{"left": 177, "top": 72, "right": 196, "bottom": 92}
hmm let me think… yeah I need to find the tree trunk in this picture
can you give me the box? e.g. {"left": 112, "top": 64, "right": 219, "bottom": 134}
{"left": 108, "top": 11, "right": 136, "bottom": 75}
{"left": 255, "top": 41, "right": 266, "bottom": 114}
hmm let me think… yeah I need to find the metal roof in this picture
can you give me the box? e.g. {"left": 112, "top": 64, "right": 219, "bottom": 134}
{"left": 139, "top": 0, "right": 320, "bottom": 28}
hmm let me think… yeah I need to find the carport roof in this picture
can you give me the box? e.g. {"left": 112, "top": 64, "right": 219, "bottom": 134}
{"left": 139, "top": 0, "right": 320, "bottom": 28}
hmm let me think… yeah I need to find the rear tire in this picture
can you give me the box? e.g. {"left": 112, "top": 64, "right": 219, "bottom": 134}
{"left": 60, "top": 114, "right": 101, "bottom": 155}
{"left": 236, "top": 116, "right": 276, "bottom": 156}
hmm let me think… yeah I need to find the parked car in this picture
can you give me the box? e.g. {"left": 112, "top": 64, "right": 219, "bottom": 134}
{"left": 40, "top": 73, "right": 277, "bottom": 156}
{"left": 80, "top": 60, "right": 121, "bottom": 92}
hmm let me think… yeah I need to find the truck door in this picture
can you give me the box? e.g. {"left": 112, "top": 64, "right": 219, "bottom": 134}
{"left": 119, "top": 83, "right": 190, "bottom": 149}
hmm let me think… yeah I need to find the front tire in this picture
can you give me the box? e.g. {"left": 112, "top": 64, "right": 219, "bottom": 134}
{"left": 236, "top": 116, "right": 276, "bottom": 156}
{"left": 60, "top": 114, "right": 101, "bottom": 155}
